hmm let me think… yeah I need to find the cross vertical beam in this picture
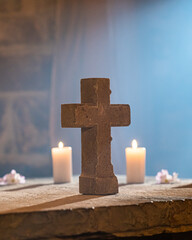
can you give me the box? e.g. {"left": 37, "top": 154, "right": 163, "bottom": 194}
{"left": 61, "top": 78, "right": 131, "bottom": 195}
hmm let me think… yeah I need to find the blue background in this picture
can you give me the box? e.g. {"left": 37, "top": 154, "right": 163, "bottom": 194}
{"left": 109, "top": 0, "right": 192, "bottom": 177}
{"left": 1, "top": 0, "right": 192, "bottom": 178}
{"left": 53, "top": 0, "right": 192, "bottom": 178}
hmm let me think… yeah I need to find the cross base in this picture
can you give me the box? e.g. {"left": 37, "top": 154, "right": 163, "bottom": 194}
{"left": 79, "top": 175, "right": 118, "bottom": 195}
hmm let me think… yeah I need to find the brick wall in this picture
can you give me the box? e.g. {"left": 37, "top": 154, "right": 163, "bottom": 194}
{"left": 0, "top": 0, "right": 57, "bottom": 177}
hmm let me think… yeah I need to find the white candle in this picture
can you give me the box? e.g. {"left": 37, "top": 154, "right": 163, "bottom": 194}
{"left": 51, "top": 141, "right": 72, "bottom": 183}
{"left": 125, "top": 139, "right": 146, "bottom": 183}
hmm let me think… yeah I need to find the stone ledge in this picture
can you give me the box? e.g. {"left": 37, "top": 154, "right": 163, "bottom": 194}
{"left": 0, "top": 176, "right": 192, "bottom": 240}
{"left": 0, "top": 44, "right": 53, "bottom": 56}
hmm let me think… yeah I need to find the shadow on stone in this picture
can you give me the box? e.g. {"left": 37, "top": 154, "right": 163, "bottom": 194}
{"left": 118, "top": 183, "right": 146, "bottom": 187}
{"left": 39, "top": 231, "right": 192, "bottom": 240}
{"left": 3, "top": 194, "right": 103, "bottom": 214}
{"left": 174, "top": 183, "right": 192, "bottom": 188}
{"left": 4, "top": 183, "right": 53, "bottom": 192}
{"left": 118, "top": 183, "right": 129, "bottom": 187}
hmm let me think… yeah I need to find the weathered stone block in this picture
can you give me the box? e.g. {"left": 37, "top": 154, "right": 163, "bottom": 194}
{"left": 0, "top": 55, "right": 52, "bottom": 91}
{"left": 21, "top": 0, "right": 56, "bottom": 16}
{"left": 1, "top": 177, "right": 192, "bottom": 239}
{"left": 0, "top": 0, "right": 56, "bottom": 179}
{"left": 0, "top": 0, "right": 22, "bottom": 13}
{"left": 0, "top": 16, "right": 55, "bottom": 45}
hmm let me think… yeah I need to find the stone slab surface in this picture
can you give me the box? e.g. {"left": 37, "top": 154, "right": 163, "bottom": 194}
{"left": 0, "top": 176, "right": 192, "bottom": 240}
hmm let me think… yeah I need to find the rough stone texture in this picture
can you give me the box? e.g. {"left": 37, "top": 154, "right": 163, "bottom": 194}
{"left": 0, "top": 176, "right": 192, "bottom": 240}
{"left": 0, "top": 0, "right": 22, "bottom": 13}
{"left": 0, "top": 0, "right": 56, "bottom": 45}
{"left": 61, "top": 78, "right": 130, "bottom": 195}
{"left": 0, "top": 16, "right": 53, "bottom": 45}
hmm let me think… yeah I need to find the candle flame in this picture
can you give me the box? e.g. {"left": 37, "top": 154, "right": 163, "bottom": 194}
{"left": 132, "top": 139, "right": 138, "bottom": 149}
{"left": 58, "top": 141, "right": 64, "bottom": 148}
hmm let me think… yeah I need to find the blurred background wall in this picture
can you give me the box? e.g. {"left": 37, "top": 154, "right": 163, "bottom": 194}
{"left": 0, "top": 0, "right": 192, "bottom": 178}
{"left": 0, "top": 0, "right": 56, "bottom": 176}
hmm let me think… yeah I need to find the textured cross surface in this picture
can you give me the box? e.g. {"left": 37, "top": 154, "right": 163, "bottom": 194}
{"left": 61, "top": 78, "right": 131, "bottom": 194}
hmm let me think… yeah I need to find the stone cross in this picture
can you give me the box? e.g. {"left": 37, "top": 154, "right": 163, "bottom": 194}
{"left": 61, "top": 78, "right": 131, "bottom": 195}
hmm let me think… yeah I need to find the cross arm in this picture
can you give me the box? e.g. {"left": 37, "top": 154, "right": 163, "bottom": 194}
{"left": 109, "top": 104, "right": 131, "bottom": 127}
{"left": 61, "top": 104, "right": 81, "bottom": 128}
{"left": 61, "top": 104, "right": 98, "bottom": 128}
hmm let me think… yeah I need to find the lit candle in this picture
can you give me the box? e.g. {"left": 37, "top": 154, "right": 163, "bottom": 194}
{"left": 125, "top": 139, "right": 146, "bottom": 183}
{"left": 51, "top": 141, "right": 72, "bottom": 183}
